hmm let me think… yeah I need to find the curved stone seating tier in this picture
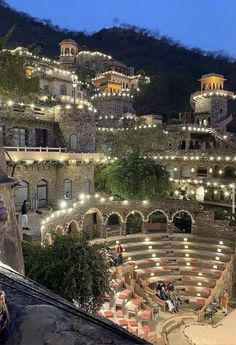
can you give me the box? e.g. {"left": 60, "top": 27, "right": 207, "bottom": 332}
{"left": 104, "top": 233, "right": 234, "bottom": 249}
{"left": 103, "top": 234, "right": 234, "bottom": 311}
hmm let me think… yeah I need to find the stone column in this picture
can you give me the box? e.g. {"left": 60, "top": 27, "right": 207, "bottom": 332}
{"left": 121, "top": 222, "right": 126, "bottom": 236}
{"left": 142, "top": 220, "right": 148, "bottom": 233}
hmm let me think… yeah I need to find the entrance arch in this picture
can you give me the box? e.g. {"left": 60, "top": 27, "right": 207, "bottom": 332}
{"left": 126, "top": 211, "right": 143, "bottom": 234}
{"left": 82, "top": 208, "right": 103, "bottom": 239}
{"left": 67, "top": 220, "right": 80, "bottom": 236}
{"left": 106, "top": 213, "right": 123, "bottom": 237}
{"left": 56, "top": 225, "right": 64, "bottom": 235}
{"left": 37, "top": 179, "right": 48, "bottom": 208}
{"left": 15, "top": 180, "right": 29, "bottom": 209}
{"left": 147, "top": 210, "right": 168, "bottom": 232}
{"left": 173, "top": 211, "right": 192, "bottom": 233}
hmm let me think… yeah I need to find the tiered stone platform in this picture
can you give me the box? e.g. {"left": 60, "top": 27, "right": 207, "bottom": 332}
{"left": 105, "top": 234, "right": 234, "bottom": 308}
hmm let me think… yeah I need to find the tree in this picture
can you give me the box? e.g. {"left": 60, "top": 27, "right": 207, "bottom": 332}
{"left": 0, "top": 50, "right": 39, "bottom": 100}
{"left": 22, "top": 235, "right": 112, "bottom": 314}
{"left": 95, "top": 153, "right": 171, "bottom": 201}
{"left": 96, "top": 120, "right": 166, "bottom": 157}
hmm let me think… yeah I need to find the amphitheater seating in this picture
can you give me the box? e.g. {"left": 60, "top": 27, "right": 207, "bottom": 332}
{"left": 105, "top": 233, "right": 234, "bottom": 308}
{"left": 100, "top": 233, "right": 234, "bottom": 338}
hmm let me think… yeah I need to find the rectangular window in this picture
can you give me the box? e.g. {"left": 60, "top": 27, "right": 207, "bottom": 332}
{"left": 60, "top": 84, "right": 67, "bottom": 95}
{"left": 12, "top": 128, "right": 28, "bottom": 147}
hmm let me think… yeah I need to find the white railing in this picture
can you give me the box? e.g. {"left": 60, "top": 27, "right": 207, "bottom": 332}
{"left": 5, "top": 146, "right": 105, "bottom": 162}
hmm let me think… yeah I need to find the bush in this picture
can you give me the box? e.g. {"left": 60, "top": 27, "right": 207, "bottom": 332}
{"left": 22, "top": 235, "right": 111, "bottom": 313}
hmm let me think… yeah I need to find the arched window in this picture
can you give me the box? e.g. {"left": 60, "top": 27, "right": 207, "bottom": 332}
{"left": 69, "top": 134, "right": 78, "bottom": 151}
{"left": 64, "top": 179, "right": 72, "bottom": 200}
{"left": 83, "top": 178, "right": 91, "bottom": 194}
{"left": 71, "top": 48, "right": 75, "bottom": 55}
{"left": 165, "top": 164, "right": 174, "bottom": 177}
{"left": 181, "top": 165, "right": 191, "bottom": 178}
{"left": 37, "top": 179, "right": 48, "bottom": 208}
{"left": 173, "top": 211, "right": 192, "bottom": 233}
{"left": 15, "top": 180, "right": 29, "bottom": 208}
{"left": 65, "top": 47, "right": 70, "bottom": 55}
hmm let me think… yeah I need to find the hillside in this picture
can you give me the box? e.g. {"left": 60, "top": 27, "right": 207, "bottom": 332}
{"left": 1, "top": 0, "right": 236, "bottom": 119}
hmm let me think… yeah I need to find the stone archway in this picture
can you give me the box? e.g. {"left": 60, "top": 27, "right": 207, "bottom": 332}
{"left": 106, "top": 213, "right": 123, "bottom": 238}
{"left": 173, "top": 210, "right": 192, "bottom": 233}
{"left": 147, "top": 210, "right": 168, "bottom": 232}
{"left": 56, "top": 225, "right": 64, "bottom": 236}
{"left": 126, "top": 211, "right": 143, "bottom": 234}
{"left": 67, "top": 220, "right": 80, "bottom": 236}
{"left": 82, "top": 208, "right": 103, "bottom": 239}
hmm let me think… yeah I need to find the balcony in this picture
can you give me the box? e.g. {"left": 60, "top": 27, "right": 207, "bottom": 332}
{"left": 5, "top": 146, "right": 105, "bottom": 162}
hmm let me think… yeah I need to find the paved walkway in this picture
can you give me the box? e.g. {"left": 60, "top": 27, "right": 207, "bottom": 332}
{"left": 181, "top": 308, "right": 236, "bottom": 345}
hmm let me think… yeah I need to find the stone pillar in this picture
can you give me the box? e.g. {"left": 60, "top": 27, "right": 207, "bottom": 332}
{"left": 142, "top": 220, "right": 148, "bottom": 233}
{"left": 121, "top": 222, "right": 126, "bottom": 236}
{"left": 101, "top": 224, "right": 107, "bottom": 239}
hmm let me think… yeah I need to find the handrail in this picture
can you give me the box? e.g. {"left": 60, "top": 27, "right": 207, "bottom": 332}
{"left": 197, "top": 254, "right": 234, "bottom": 322}
{"left": 4, "top": 146, "right": 67, "bottom": 152}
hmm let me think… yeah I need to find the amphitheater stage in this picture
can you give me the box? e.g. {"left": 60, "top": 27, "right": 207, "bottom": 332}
{"left": 181, "top": 309, "right": 236, "bottom": 345}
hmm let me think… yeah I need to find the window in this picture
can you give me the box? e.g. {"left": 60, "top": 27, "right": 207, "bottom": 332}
{"left": 65, "top": 48, "right": 70, "bottom": 55}
{"left": 60, "top": 84, "right": 67, "bottom": 95}
{"left": 12, "top": 128, "right": 28, "bottom": 146}
{"left": 83, "top": 178, "right": 91, "bottom": 194}
{"left": 64, "top": 179, "right": 72, "bottom": 200}
{"left": 43, "top": 84, "right": 49, "bottom": 93}
{"left": 69, "top": 134, "right": 78, "bottom": 151}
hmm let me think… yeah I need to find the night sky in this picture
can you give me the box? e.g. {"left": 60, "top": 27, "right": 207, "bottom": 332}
{"left": 6, "top": 0, "right": 236, "bottom": 57}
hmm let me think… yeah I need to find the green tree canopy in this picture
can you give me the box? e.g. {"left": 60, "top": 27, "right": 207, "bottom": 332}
{"left": 22, "top": 235, "right": 112, "bottom": 313}
{"left": 95, "top": 153, "right": 171, "bottom": 201}
{"left": 0, "top": 51, "right": 39, "bottom": 101}
{"left": 96, "top": 121, "right": 166, "bottom": 157}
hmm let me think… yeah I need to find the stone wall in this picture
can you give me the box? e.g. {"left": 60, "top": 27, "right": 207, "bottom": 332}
{"left": 195, "top": 96, "right": 228, "bottom": 125}
{"left": 0, "top": 184, "right": 24, "bottom": 273}
{"left": 8, "top": 162, "right": 95, "bottom": 209}
{"left": 57, "top": 108, "right": 96, "bottom": 152}
{"left": 92, "top": 97, "right": 135, "bottom": 122}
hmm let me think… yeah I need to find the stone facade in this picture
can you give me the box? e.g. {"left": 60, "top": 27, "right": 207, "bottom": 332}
{"left": 92, "top": 96, "right": 135, "bottom": 125}
{"left": 57, "top": 108, "right": 96, "bottom": 152}
{"left": 8, "top": 163, "right": 94, "bottom": 210}
{"left": 194, "top": 95, "right": 228, "bottom": 125}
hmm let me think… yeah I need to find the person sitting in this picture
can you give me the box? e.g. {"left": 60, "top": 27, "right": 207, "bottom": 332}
{"left": 157, "top": 283, "right": 175, "bottom": 313}
{"left": 0, "top": 291, "right": 10, "bottom": 334}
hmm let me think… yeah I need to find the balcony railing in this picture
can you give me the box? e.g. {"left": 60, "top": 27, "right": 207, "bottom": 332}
{"left": 5, "top": 146, "right": 105, "bottom": 162}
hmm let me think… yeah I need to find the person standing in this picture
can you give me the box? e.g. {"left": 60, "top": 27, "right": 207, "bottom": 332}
{"left": 116, "top": 244, "right": 123, "bottom": 265}
{"left": 221, "top": 289, "right": 229, "bottom": 315}
{"left": 21, "top": 200, "right": 30, "bottom": 230}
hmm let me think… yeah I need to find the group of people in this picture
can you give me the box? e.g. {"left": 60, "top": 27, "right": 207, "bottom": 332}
{"left": 156, "top": 282, "right": 181, "bottom": 313}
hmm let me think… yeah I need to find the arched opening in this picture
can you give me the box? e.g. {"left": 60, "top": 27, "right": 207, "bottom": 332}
{"left": 213, "top": 165, "right": 220, "bottom": 178}
{"left": 64, "top": 179, "right": 72, "bottom": 200}
{"left": 181, "top": 165, "right": 191, "bottom": 179}
{"left": 37, "top": 179, "right": 48, "bottom": 208}
{"left": 65, "top": 47, "right": 69, "bottom": 55}
{"left": 106, "top": 213, "right": 122, "bottom": 237}
{"left": 43, "top": 233, "right": 52, "bottom": 246}
{"left": 202, "top": 83, "right": 206, "bottom": 91}
{"left": 197, "top": 167, "right": 207, "bottom": 178}
{"left": 67, "top": 220, "right": 80, "bottom": 236}
{"left": 196, "top": 186, "right": 205, "bottom": 202}
{"left": 173, "top": 211, "right": 192, "bottom": 233}
{"left": 148, "top": 210, "right": 168, "bottom": 232}
{"left": 82, "top": 208, "right": 103, "bottom": 239}
{"left": 83, "top": 178, "right": 91, "bottom": 194}
{"left": 126, "top": 212, "right": 143, "bottom": 234}
{"left": 69, "top": 134, "right": 78, "bottom": 151}
{"left": 224, "top": 166, "right": 236, "bottom": 179}
{"left": 71, "top": 48, "right": 75, "bottom": 55}
{"left": 15, "top": 180, "right": 29, "bottom": 209}
{"left": 56, "top": 226, "right": 64, "bottom": 236}
{"left": 165, "top": 164, "right": 174, "bottom": 178}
